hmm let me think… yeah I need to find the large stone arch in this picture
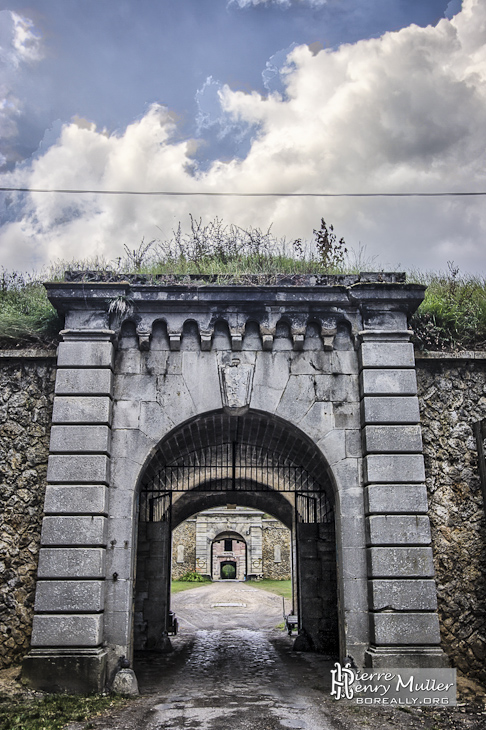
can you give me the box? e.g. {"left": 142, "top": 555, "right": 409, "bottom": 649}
{"left": 22, "top": 274, "right": 446, "bottom": 693}
{"left": 133, "top": 408, "right": 339, "bottom": 655}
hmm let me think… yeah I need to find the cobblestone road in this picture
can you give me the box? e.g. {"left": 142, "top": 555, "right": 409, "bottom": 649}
{"left": 64, "top": 583, "right": 485, "bottom": 730}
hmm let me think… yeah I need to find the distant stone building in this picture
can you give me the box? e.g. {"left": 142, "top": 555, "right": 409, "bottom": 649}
{"left": 171, "top": 506, "right": 291, "bottom": 581}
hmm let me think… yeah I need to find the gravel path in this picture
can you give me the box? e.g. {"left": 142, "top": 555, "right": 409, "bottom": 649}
{"left": 170, "top": 580, "right": 287, "bottom": 631}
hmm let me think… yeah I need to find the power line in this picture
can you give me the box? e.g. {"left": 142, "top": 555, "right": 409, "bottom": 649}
{"left": 0, "top": 187, "right": 485, "bottom": 197}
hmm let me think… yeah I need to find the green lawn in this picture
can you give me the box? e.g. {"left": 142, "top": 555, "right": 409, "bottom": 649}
{"left": 171, "top": 579, "right": 212, "bottom": 594}
{"left": 171, "top": 578, "right": 292, "bottom": 600}
{"left": 245, "top": 579, "right": 292, "bottom": 600}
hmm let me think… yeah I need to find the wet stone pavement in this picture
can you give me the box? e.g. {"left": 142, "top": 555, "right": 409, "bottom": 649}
{"left": 68, "top": 583, "right": 486, "bottom": 730}
{"left": 133, "top": 581, "right": 338, "bottom": 730}
{"left": 135, "top": 626, "right": 336, "bottom": 730}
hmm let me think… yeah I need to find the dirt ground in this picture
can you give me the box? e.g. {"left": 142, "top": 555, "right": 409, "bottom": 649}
{"left": 2, "top": 582, "right": 486, "bottom": 730}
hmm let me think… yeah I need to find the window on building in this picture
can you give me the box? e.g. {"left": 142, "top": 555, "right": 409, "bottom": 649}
{"left": 274, "top": 545, "right": 281, "bottom": 563}
{"left": 177, "top": 545, "right": 184, "bottom": 563}
{"left": 224, "top": 539, "right": 233, "bottom": 552}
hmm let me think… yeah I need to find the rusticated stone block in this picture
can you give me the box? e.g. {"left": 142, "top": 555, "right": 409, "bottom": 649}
{"left": 363, "top": 425, "right": 422, "bottom": 453}
{"left": 47, "top": 455, "right": 110, "bottom": 484}
{"left": 37, "top": 548, "right": 105, "bottom": 578}
{"left": 41, "top": 516, "right": 107, "bottom": 546}
{"left": 359, "top": 341, "right": 415, "bottom": 369}
{"left": 31, "top": 614, "right": 104, "bottom": 647}
{"left": 366, "top": 515, "right": 431, "bottom": 545}
{"left": 57, "top": 340, "right": 114, "bottom": 369}
{"left": 49, "top": 425, "right": 111, "bottom": 453}
{"left": 34, "top": 580, "right": 105, "bottom": 612}
{"left": 22, "top": 648, "right": 107, "bottom": 693}
{"left": 52, "top": 396, "right": 112, "bottom": 425}
{"left": 44, "top": 485, "right": 109, "bottom": 515}
{"left": 365, "top": 484, "right": 428, "bottom": 514}
{"left": 360, "top": 369, "right": 417, "bottom": 396}
{"left": 55, "top": 369, "right": 113, "bottom": 396}
{"left": 369, "top": 579, "right": 438, "bottom": 611}
{"left": 370, "top": 612, "right": 441, "bottom": 646}
{"left": 364, "top": 454, "right": 425, "bottom": 484}
{"left": 367, "top": 546, "right": 435, "bottom": 578}
{"left": 361, "top": 396, "right": 420, "bottom": 424}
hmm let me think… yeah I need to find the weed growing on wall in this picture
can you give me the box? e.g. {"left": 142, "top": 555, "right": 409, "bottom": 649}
{"left": 0, "top": 219, "right": 484, "bottom": 351}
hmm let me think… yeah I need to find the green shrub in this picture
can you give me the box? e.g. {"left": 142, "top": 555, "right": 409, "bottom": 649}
{"left": 178, "top": 570, "right": 208, "bottom": 582}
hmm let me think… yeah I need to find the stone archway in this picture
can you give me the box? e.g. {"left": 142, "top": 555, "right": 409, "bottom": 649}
{"left": 22, "top": 274, "right": 446, "bottom": 694}
{"left": 133, "top": 409, "right": 339, "bottom": 655}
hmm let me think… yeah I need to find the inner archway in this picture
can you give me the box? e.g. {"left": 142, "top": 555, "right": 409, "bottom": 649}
{"left": 211, "top": 531, "right": 247, "bottom": 581}
{"left": 220, "top": 561, "right": 236, "bottom": 579}
{"left": 134, "top": 409, "right": 339, "bottom": 655}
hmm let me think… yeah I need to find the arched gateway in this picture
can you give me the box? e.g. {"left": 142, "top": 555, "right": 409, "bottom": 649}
{"left": 134, "top": 409, "right": 337, "bottom": 653}
{"left": 23, "top": 273, "right": 446, "bottom": 693}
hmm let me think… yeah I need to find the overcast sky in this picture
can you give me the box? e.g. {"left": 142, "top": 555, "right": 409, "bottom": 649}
{"left": 0, "top": 0, "right": 485, "bottom": 274}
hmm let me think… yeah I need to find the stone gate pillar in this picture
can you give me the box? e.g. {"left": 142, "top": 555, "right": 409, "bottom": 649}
{"left": 22, "top": 329, "right": 115, "bottom": 692}
{"left": 357, "top": 295, "right": 445, "bottom": 667}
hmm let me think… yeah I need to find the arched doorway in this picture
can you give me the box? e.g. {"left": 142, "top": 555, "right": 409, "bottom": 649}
{"left": 220, "top": 561, "right": 237, "bottom": 579}
{"left": 134, "top": 409, "right": 338, "bottom": 654}
{"left": 211, "top": 531, "right": 247, "bottom": 581}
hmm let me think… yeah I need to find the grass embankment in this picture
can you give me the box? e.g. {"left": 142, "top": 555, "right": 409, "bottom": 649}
{"left": 1, "top": 219, "right": 485, "bottom": 351}
{"left": 0, "top": 692, "right": 127, "bottom": 730}
{"left": 409, "top": 266, "right": 486, "bottom": 351}
{"left": 0, "top": 270, "right": 62, "bottom": 348}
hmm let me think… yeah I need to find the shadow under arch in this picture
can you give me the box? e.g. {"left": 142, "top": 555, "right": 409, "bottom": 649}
{"left": 134, "top": 407, "right": 339, "bottom": 656}
{"left": 138, "top": 407, "right": 337, "bottom": 504}
{"left": 172, "top": 490, "right": 293, "bottom": 530}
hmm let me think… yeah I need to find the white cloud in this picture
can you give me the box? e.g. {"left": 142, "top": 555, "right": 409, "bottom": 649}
{"left": 1, "top": 0, "right": 486, "bottom": 273}
{"left": 11, "top": 12, "right": 44, "bottom": 65}
{"left": 0, "top": 11, "right": 44, "bottom": 168}
{"left": 0, "top": 11, "right": 44, "bottom": 69}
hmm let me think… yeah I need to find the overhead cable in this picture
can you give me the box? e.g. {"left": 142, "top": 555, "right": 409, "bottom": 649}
{"left": 0, "top": 187, "right": 485, "bottom": 197}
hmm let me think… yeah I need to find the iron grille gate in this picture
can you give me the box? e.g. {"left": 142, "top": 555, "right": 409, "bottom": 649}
{"left": 140, "top": 441, "right": 334, "bottom": 525}
{"left": 295, "top": 492, "right": 333, "bottom": 524}
{"left": 142, "top": 442, "right": 326, "bottom": 493}
{"left": 139, "top": 490, "right": 171, "bottom": 523}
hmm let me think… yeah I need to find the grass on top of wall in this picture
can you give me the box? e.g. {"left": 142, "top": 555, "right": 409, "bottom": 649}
{"left": 409, "top": 264, "right": 486, "bottom": 352}
{"left": 1, "top": 219, "right": 485, "bottom": 351}
{"left": 0, "top": 269, "right": 62, "bottom": 348}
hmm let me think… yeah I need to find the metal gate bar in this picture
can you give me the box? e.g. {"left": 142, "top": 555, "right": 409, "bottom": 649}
{"left": 141, "top": 441, "right": 334, "bottom": 524}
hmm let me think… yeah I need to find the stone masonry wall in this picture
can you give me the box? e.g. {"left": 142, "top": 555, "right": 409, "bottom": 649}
{"left": 1, "top": 351, "right": 486, "bottom": 679}
{"left": 262, "top": 519, "right": 291, "bottom": 580}
{"left": 416, "top": 356, "right": 486, "bottom": 684}
{"left": 0, "top": 353, "right": 56, "bottom": 669}
{"left": 171, "top": 519, "right": 197, "bottom": 579}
